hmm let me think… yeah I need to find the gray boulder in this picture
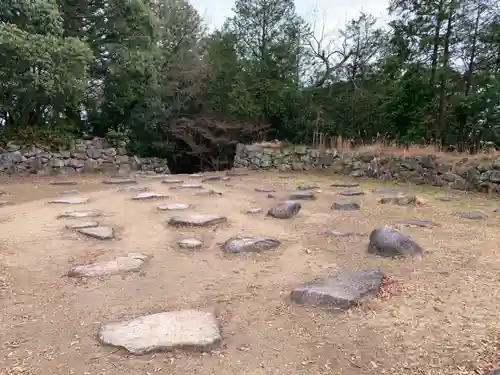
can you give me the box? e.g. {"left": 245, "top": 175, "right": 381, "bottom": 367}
{"left": 367, "top": 227, "right": 423, "bottom": 258}
{"left": 221, "top": 235, "right": 280, "bottom": 253}
{"left": 267, "top": 201, "right": 301, "bottom": 219}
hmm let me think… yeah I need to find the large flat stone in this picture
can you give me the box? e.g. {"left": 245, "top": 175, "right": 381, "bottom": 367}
{"left": 49, "top": 197, "right": 89, "bottom": 204}
{"left": 255, "top": 187, "right": 276, "bottom": 193}
{"left": 99, "top": 310, "right": 222, "bottom": 355}
{"left": 132, "top": 193, "right": 167, "bottom": 200}
{"left": 331, "top": 182, "right": 359, "bottom": 188}
{"left": 331, "top": 201, "right": 360, "bottom": 211}
{"left": 119, "top": 186, "right": 150, "bottom": 193}
{"left": 290, "top": 269, "right": 385, "bottom": 310}
{"left": 221, "top": 235, "right": 280, "bottom": 253}
{"left": 102, "top": 178, "right": 137, "bottom": 185}
{"left": 66, "top": 221, "right": 99, "bottom": 229}
{"left": 178, "top": 239, "right": 203, "bottom": 249}
{"left": 57, "top": 210, "right": 102, "bottom": 219}
{"left": 393, "top": 219, "right": 438, "bottom": 228}
{"left": 162, "top": 179, "right": 185, "bottom": 184}
{"left": 168, "top": 214, "right": 227, "bottom": 227}
{"left": 288, "top": 191, "right": 316, "bottom": 200}
{"left": 157, "top": 203, "right": 190, "bottom": 211}
{"left": 77, "top": 226, "right": 115, "bottom": 240}
{"left": 368, "top": 227, "right": 423, "bottom": 258}
{"left": 339, "top": 190, "right": 364, "bottom": 197}
{"left": 50, "top": 180, "right": 78, "bottom": 186}
{"left": 68, "top": 253, "right": 148, "bottom": 277}
{"left": 169, "top": 184, "right": 204, "bottom": 190}
{"left": 201, "top": 176, "right": 221, "bottom": 182}
{"left": 455, "top": 211, "right": 487, "bottom": 220}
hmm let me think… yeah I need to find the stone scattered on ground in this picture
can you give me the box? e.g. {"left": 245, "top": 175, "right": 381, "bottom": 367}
{"left": 178, "top": 239, "right": 203, "bottom": 249}
{"left": 288, "top": 191, "right": 316, "bottom": 200}
{"left": 195, "top": 190, "right": 223, "bottom": 196}
{"left": 331, "top": 182, "right": 359, "bottom": 188}
{"left": 157, "top": 203, "right": 190, "bottom": 211}
{"left": 169, "top": 184, "right": 203, "bottom": 190}
{"left": 168, "top": 214, "right": 227, "bottom": 227}
{"left": 290, "top": 269, "right": 385, "bottom": 310}
{"left": 246, "top": 208, "right": 263, "bottom": 214}
{"left": 201, "top": 176, "right": 221, "bottom": 182}
{"left": 57, "top": 210, "right": 102, "bottom": 219}
{"left": 77, "top": 226, "right": 115, "bottom": 240}
{"left": 66, "top": 221, "right": 100, "bottom": 230}
{"left": 378, "top": 195, "right": 425, "bottom": 206}
{"left": 50, "top": 180, "right": 78, "bottom": 186}
{"left": 68, "top": 253, "right": 148, "bottom": 277}
{"left": 326, "top": 230, "right": 363, "bottom": 238}
{"left": 189, "top": 173, "right": 204, "bottom": 178}
{"left": 49, "top": 197, "right": 90, "bottom": 204}
{"left": 267, "top": 201, "right": 301, "bottom": 219}
{"left": 368, "top": 227, "right": 423, "bottom": 258}
{"left": 331, "top": 200, "right": 360, "bottom": 211}
{"left": 221, "top": 235, "right": 280, "bottom": 253}
{"left": 373, "top": 188, "right": 400, "bottom": 194}
{"left": 267, "top": 194, "right": 275, "bottom": 198}
{"left": 0, "top": 200, "right": 13, "bottom": 207}
{"left": 132, "top": 192, "right": 167, "bottom": 200}
{"left": 340, "top": 190, "right": 364, "bottom": 197}
{"left": 392, "top": 219, "right": 438, "bottom": 228}
{"left": 255, "top": 187, "right": 276, "bottom": 193}
{"left": 161, "top": 179, "right": 185, "bottom": 184}
{"left": 61, "top": 190, "right": 79, "bottom": 195}
{"left": 99, "top": 310, "right": 222, "bottom": 355}
{"left": 298, "top": 184, "right": 319, "bottom": 191}
{"left": 119, "top": 186, "right": 150, "bottom": 192}
{"left": 436, "top": 196, "right": 456, "bottom": 201}
{"left": 455, "top": 211, "right": 487, "bottom": 220}
{"left": 102, "top": 178, "right": 137, "bottom": 185}
{"left": 220, "top": 177, "right": 231, "bottom": 181}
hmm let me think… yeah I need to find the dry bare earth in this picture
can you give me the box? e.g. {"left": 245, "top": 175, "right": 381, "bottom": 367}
{"left": 1, "top": 171, "right": 500, "bottom": 375}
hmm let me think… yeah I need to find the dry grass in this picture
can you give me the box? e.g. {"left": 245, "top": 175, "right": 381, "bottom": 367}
{"left": 1, "top": 171, "right": 500, "bottom": 375}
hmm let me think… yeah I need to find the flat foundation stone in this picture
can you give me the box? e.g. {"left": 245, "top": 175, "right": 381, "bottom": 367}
{"left": 221, "top": 235, "right": 280, "bottom": 253}
{"left": 49, "top": 197, "right": 89, "bottom": 204}
{"left": 288, "top": 191, "right": 316, "bottom": 200}
{"left": 57, "top": 210, "right": 102, "bottom": 219}
{"left": 132, "top": 193, "right": 167, "bottom": 200}
{"left": 158, "top": 203, "right": 190, "bottom": 211}
{"left": 99, "top": 310, "right": 222, "bottom": 355}
{"left": 68, "top": 253, "right": 148, "bottom": 277}
{"left": 393, "top": 219, "right": 438, "bottom": 228}
{"left": 339, "top": 190, "right": 364, "bottom": 197}
{"left": 455, "top": 211, "right": 487, "bottom": 220}
{"left": 331, "top": 182, "right": 359, "bottom": 188}
{"left": 119, "top": 186, "right": 150, "bottom": 193}
{"left": 246, "top": 208, "right": 263, "bottom": 214}
{"left": 50, "top": 180, "right": 78, "bottom": 186}
{"left": 168, "top": 214, "right": 227, "bottom": 227}
{"left": 162, "top": 179, "right": 185, "bottom": 184}
{"left": 77, "top": 226, "right": 115, "bottom": 240}
{"left": 66, "top": 221, "right": 99, "bottom": 229}
{"left": 290, "top": 269, "right": 385, "bottom": 310}
{"left": 169, "top": 184, "right": 203, "bottom": 190}
{"left": 102, "top": 178, "right": 137, "bottom": 185}
{"left": 178, "top": 239, "right": 203, "bottom": 249}
{"left": 255, "top": 187, "right": 276, "bottom": 193}
{"left": 201, "top": 176, "right": 221, "bottom": 182}
{"left": 331, "top": 201, "right": 360, "bottom": 211}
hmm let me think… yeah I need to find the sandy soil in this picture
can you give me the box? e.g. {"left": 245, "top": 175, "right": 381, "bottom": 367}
{"left": 1, "top": 171, "right": 500, "bottom": 375}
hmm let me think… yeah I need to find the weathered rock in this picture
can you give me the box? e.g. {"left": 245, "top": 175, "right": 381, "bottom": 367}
{"left": 132, "top": 192, "right": 167, "bottom": 200}
{"left": 288, "top": 191, "right": 316, "bottom": 200}
{"left": 161, "top": 179, "right": 185, "bottom": 184}
{"left": 57, "top": 210, "right": 102, "bottom": 219}
{"left": 66, "top": 221, "right": 99, "bottom": 229}
{"left": 99, "top": 310, "right": 221, "bottom": 355}
{"left": 77, "top": 226, "right": 115, "bottom": 240}
{"left": 367, "top": 227, "right": 423, "bottom": 258}
{"left": 168, "top": 214, "right": 227, "bottom": 227}
{"left": 61, "top": 190, "right": 79, "bottom": 195}
{"left": 290, "top": 269, "right": 384, "bottom": 310}
{"left": 267, "top": 201, "right": 301, "bottom": 219}
{"left": 157, "top": 203, "right": 190, "bottom": 211}
{"left": 50, "top": 180, "right": 78, "bottom": 186}
{"left": 201, "top": 176, "right": 221, "bottom": 182}
{"left": 246, "top": 208, "right": 263, "bottom": 214}
{"left": 178, "top": 239, "right": 203, "bottom": 249}
{"left": 326, "top": 230, "right": 360, "bottom": 238}
{"left": 49, "top": 197, "right": 89, "bottom": 204}
{"left": 119, "top": 186, "right": 150, "bottom": 192}
{"left": 331, "top": 182, "right": 359, "bottom": 188}
{"left": 194, "top": 190, "right": 223, "bottom": 196}
{"left": 102, "top": 178, "right": 137, "bottom": 185}
{"left": 340, "top": 190, "right": 364, "bottom": 196}
{"left": 221, "top": 235, "right": 280, "bottom": 253}
{"left": 455, "top": 211, "right": 487, "bottom": 220}
{"left": 393, "top": 219, "right": 438, "bottom": 228}
{"left": 298, "top": 184, "right": 319, "bottom": 191}
{"left": 169, "top": 184, "right": 203, "bottom": 190}
{"left": 255, "top": 187, "right": 276, "bottom": 193}
{"left": 68, "top": 253, "right": 148, "bottom": 277}
{"left": 189, "top": 173, "right": 204, "bottom": 178}
{"left": 331, "top": 201, "right": 360, "bottom": 211}
{"left": 436, "top": 196, "right": 456, "bottom": 201}
{"left": 378, "top": 195, "right": 425, "bottom": 206}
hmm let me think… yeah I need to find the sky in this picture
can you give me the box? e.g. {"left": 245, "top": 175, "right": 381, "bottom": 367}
{"left": 190, "top": 0, "right": 391, "bottom": 32}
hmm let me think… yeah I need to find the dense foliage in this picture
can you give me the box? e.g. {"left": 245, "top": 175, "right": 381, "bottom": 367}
{"left": 1, "top": 0, "right": 500, "bottom": 163}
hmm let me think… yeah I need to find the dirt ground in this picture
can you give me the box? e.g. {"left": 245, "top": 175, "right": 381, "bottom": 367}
{"left": 1, "top": 171, "right": 500, "bottom": 375}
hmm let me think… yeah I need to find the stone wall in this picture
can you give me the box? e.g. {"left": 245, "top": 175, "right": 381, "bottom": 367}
{"left": 234, "top": 143, "right": 500, "bottom": 193}
{"left": 0, "top": 138, "right": 170, "bottom": 175}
